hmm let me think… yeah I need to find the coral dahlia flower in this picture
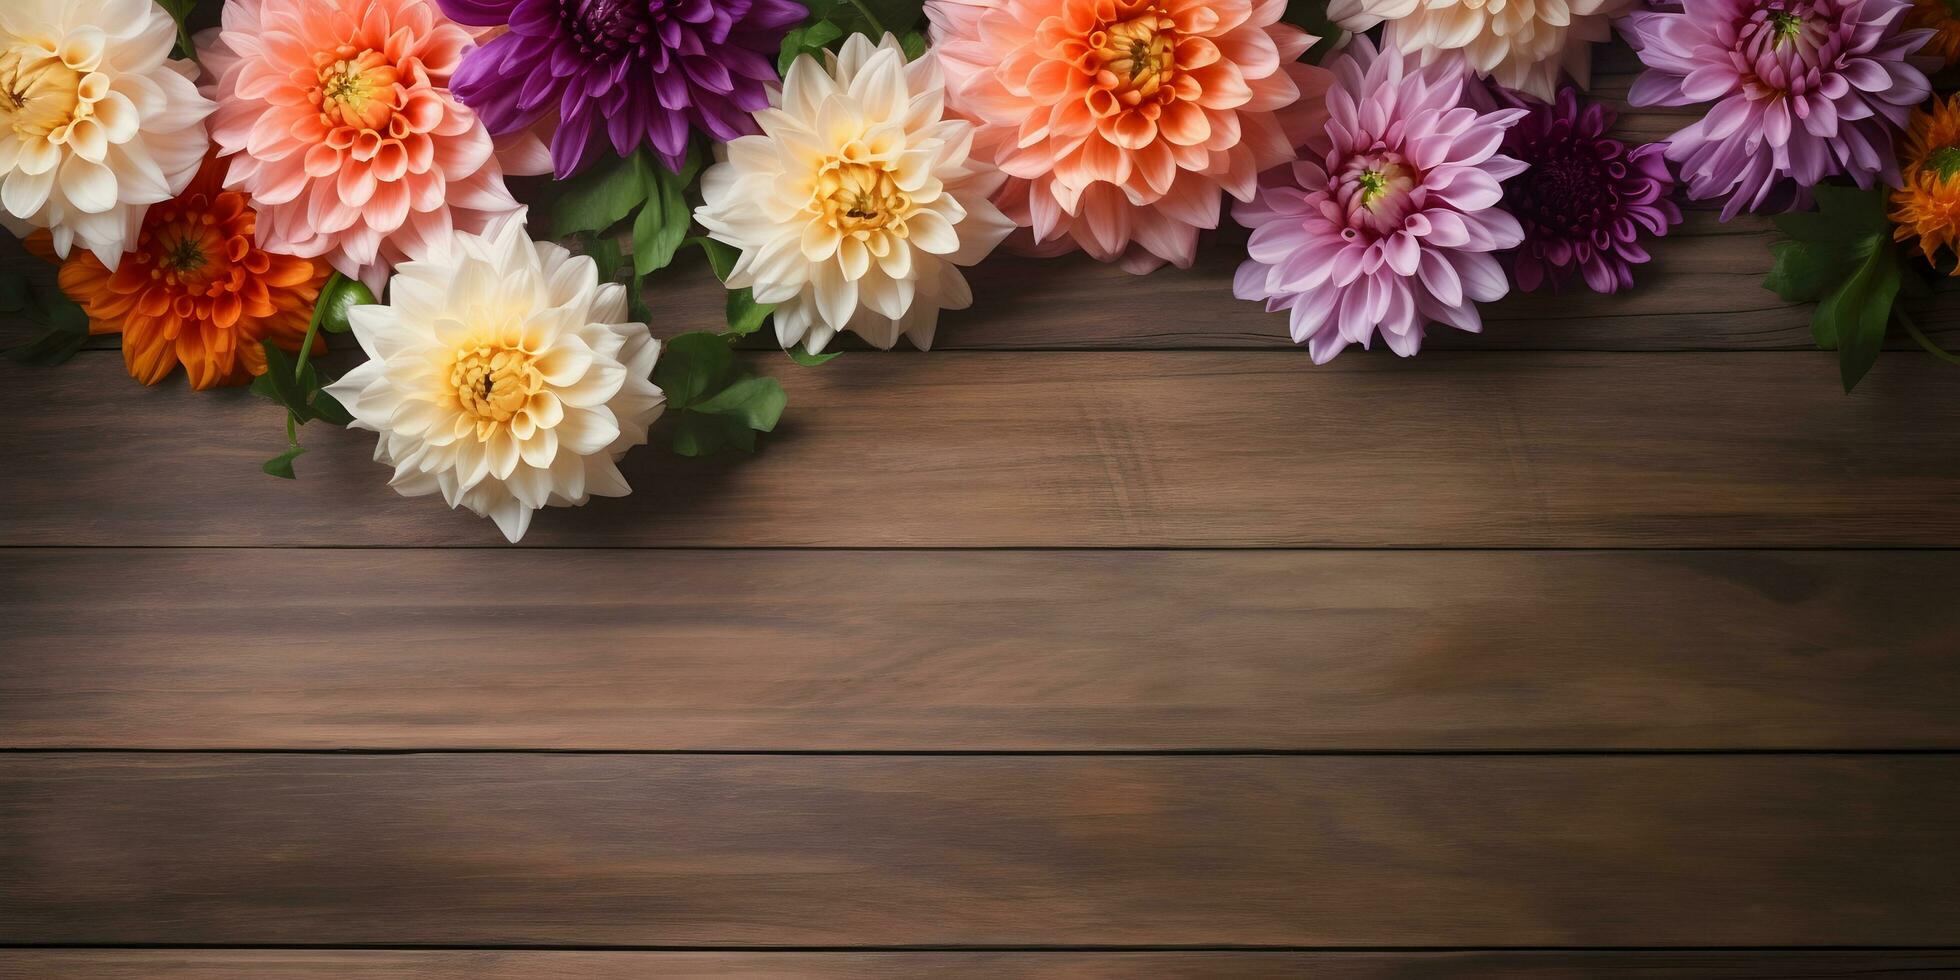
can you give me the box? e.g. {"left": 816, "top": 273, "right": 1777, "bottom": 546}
{"left": 440, "top": 0, "right": 805, "bottom": 177}
{"left": 1490, "top": 86, "right": 1682, "bottom": 293}
{"left": 1890, "top": 94, "right": 1960, "bottom": 271}
{"left": 200, "top": 0, "right": 543, "bottom": 295}
{"left": 0, "top": 0, "right": 214, "bottom": 268}
{"left": 927, "top": 0, "right": 1333, "bottom": 273}
{"left": 695, "top": 34, "right": 1016, "bottom": 354}
{"left": 325, "top": 214, "right": 666, "bottom": 543}
{"left": 48, "top": 156, "right": 332, "bottom": 389}
{"left": 1621, "top": 0, "right": 1935, "bottom": 220}
{"left": 1330, "top": 0, "right": 1635, "bottom": 100}
{"left": 1232, "top": 38, "right": 1526, "bottom": 363}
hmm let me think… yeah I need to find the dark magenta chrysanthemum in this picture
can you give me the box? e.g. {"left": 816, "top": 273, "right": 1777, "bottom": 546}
{"left": 1492, "top": 86, "right": 1682, "bottom": 294}
{"left": 439, "top": 0, "right": 806, "bottom": 177}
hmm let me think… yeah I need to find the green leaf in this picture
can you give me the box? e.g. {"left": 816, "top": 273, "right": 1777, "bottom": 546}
{"left": 724, "top": 287, "right": 773, "bottom": 338}
{"left": 310, "top": 387, "right": 355, "bottom": 427}
{"left": 313, "top": 277, "right": 375, "bottom": 334}
{"left": 1816, "top": 245, "right": 1901, "bottom": 392}
{"left": 1765, "top": 240, "right": 1856, "bottom": 304}
{"left": 631, "top": 155, "right": 695, "bottom": 277}
{"left": 4, "top": 280, "right": 91, "bottom": 367}
{"left": 253, "top": 341, "right": 319, "bottom": 421}
{"left": 671, "top": 411, "right": 731, "bottom": 456}
{"left": 1280, "top": 0, "right": 1343, "bottom": 63}
{"left": 691, "top": 375, "right": 787, "bottom": 432}
{"left": 778, "top": 19, "right": 844, "bottom": 74}
{"left": 551, "top": 153, "right": 653, "bottom": 238}
{"left": 787, "top": 344, "right": 840, "bottom": 366}
{"left": 0, "top": 271, "right": 27, "bottom": 314}
{"left": 697, "top": 236, "right": 741, "bottom": 280}
{"left": 655, "top": 331, "right": 735, "bottom": 408}
{"left": 1772, "top": 185, "right": 1889, "bottom": 243}
{"left": 262, "top": 444, "right": 306, "bottom": 480}
{"left": 588, "top": 234, "right": 626, "bottom": 284}
{"left": 854, "top": 0, "right": 926, "bottom": 32}
{"left": 900, "top": 29, "right": 928, "bottom": 59}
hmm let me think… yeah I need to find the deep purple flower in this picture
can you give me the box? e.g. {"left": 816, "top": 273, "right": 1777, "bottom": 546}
{"left": 439, "top": 0, "right": 807, "bottom": 177}
{"left": 1492, "top": 86, "right": 1683, "bottom": 294}
{"left": 1619, "top": 0, "right": 1934, "bottom": 220}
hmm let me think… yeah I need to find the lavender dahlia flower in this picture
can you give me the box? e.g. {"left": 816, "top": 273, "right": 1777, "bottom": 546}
{"left": 1232, "top": 38, "right": 1527, "bottom": 363}
{"left": 1620, "top": 0, "right": 1934, "bottom": 220}
{"left": 438, "top": 0, "right": 806, "bottom": 176}
{"left": 1493, "top": 87, "right": 1683, "bottom": 293}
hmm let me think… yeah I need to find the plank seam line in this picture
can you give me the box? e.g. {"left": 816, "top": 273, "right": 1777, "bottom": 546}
{"left": 6, "top": 748, "right": 1959, "bottom": 757}
{"left": 5, "top": 545, "right": 1960, "bottom": 553}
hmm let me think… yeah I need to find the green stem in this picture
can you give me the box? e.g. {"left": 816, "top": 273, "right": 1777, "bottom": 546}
{"left": 1899, "top": 309, "right": 1960, "bottom": 367}
{"left": 844, "top": 0, "right": 887, "bottom": 35}
{"left": 294, "top": 272, "right": 339, "bottom": 384}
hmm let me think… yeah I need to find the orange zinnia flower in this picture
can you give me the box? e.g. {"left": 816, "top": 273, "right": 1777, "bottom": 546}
{"left": 48, "top": 158, "right": 331, "bottom": 389}
{"left": 1891, "top": 95, "right": 1960, "bottom": 274}
{"left": 1904, "top": 0, "right": 1960, "bottom": 66}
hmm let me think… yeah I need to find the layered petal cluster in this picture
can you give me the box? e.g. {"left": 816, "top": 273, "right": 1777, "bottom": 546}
{"left": 201, "top": 0, "right": 540, "bottom": 295}
{"left": 1622, "top": 0, "right": 1934, "bottom": 220}
{"left": 326, "top": 215, "right": 665, "bottom": 542}
{"left": 696, "top": 34, "right": 1016, "bottom": 353}
{"left": 440, "top": 0, "right": 805, "bottom": 177}
{"left": 0, "top": 0, "right": 213, "bottom": 267}
{"left": 1890, "top": 93, "right": 1960, "bottom": 271}
{"left": 48, "top": 155, "right": 331, "bottom": 389}
{"left": 1330, "top": 0, "right": 1635, "bottom": 100}
{"left": 1232, "top": 38, "right": 1526, "bottom": 363}
{"left": 928, "top": 0, "right": 1332, "bottom": 273}
{"left": 1490, "top": 86, "right": 1682, "bottom": 293}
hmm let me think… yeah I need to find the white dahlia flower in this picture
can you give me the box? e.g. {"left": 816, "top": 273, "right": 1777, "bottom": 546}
{"left": 694, "top": 33, "right": 1015, "bottom": 354}
{"left": 0, "top": 0, "right": 213, "bottom": 266}
{"left": 1329, "top": 0, "right": 1633, "bottom": 100}
{"left": 325, "top": 214, "right": 666, "bottom": 543}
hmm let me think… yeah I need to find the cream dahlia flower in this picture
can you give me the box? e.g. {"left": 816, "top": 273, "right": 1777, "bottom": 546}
{"left": 1329, "top": 0, "right": 1633, "bottom": 99}
{"left": 0, "top": 0, "right": 214, "bottom": 267}
{"left": 695, "top": 33, "right": 1015, "bottom": 354}
{"left": 324, "top": 213, "right": 666, "bottom": 543}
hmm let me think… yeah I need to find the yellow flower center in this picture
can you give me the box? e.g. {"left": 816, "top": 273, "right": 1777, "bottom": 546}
{"left": 450, "top": 343, "right": 543, "bottom": 434}
{"left": 815, "top": 161, "right": 910, "bottom": 235}
{"left": 0, "top": 44, "right": 84, "bottom": 139}
{"left": 312, "top": 49, "right": 399, "bottom": 132}
{"left": 1094, "top": 11, "right": 1177, "bottom": 98}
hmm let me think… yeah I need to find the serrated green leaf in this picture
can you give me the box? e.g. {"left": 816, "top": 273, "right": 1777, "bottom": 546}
{"left": 779, "top": 20, "right": 845, "bottom": 74}
{"left": 655, "top": 330, "right": 735, "bottom": 407}
{"left": 262, "top": 444, "right": 305, "bottom": 479}
{"left": 1816, "top": 244, "right": 1901, "bottom": 392}
{"left": 551, "top": 153, "right": 653, "bottom": 238}
{"left": 787, "top": 344, "right": 840, "bottom": 366}
{"left": 691, "top": 375, "right": 787, "bottom": 431}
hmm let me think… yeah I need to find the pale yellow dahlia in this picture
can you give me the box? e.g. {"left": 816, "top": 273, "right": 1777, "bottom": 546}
{"left": 0, "top": 0, "right": 214, "bottom": 266}
{"left": 695, "top": 33, "right": 1016, "bottom": 354}
{"left": 1329, "top": 0, "right": 1635, "bottom": 100}
{"left": 325, "top": 214, "right": 666, "bottom": 542}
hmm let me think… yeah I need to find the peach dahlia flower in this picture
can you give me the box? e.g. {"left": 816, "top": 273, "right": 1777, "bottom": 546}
{"left": 199, "top": 0, "right": 543, "bottom": 295}
{"left": 927, "top": 0, "right": 1332, "bottom": 273}
{"left": 1329, "top": 0, "right": 1635, "bottom": 100}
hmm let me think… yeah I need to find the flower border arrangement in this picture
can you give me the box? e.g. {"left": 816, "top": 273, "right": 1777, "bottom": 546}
{"left": 3, "top": 0, "right": 1957, "bottom": 540}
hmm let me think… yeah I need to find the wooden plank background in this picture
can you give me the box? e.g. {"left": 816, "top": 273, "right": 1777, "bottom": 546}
{"left": 3, "top": 49, "right": 1958, "bottom": 977}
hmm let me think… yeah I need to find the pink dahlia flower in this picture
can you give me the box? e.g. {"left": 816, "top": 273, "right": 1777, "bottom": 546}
{"left": 927, "top": 0, "right": 1333, "bottom": 273}
{"left": 200, "top": 0, "right": 546, "bottom": 294}
{"left": 1621, "top": 0, "right": 1934, "bottom": 220}
{"left": 1232, "top": 38, "right": 1526, "bottom": 363}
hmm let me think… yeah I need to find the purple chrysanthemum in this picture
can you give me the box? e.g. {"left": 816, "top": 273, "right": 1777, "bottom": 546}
{"left": 1620, "top": 0, "right": 1934, "bottom": 220}
{"left": 438, "top": 0, "right": 806, "bottom": 177}
{"left": 1491, "top": 86, "right": 1684, "bottom": 293}
{"left": 1232, "top": 38, "right": 1527, "bottom": 363}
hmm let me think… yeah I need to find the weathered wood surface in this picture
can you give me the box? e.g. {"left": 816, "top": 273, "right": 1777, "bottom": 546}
{"left": 4, "top": 351, "right": 1958, "bottom": 547}
{"left": 4, "top": 548, "right": 1956, "bottom": 751}
{"left": 3, "top": 754, "right": 1956, "bottom": 947}
{"left": 7, "top": 950, "right": 1959, "bottom": 979}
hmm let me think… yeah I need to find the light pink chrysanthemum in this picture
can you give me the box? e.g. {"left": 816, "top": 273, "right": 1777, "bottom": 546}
{"left": 927, "top": 0, "right": 1332, "bottom": 273}
{"left": 1233, "top": 38, "right": 1526, "bottom": 362}
{"left": 199, "top": 0, "right": 544, "bottom": 294}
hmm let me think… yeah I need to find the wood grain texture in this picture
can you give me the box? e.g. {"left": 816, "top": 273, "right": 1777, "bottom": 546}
{"left": 4, "top": 548, "right": 1957, "bottom": 751}
{"left": 8, "top": 950, "right": 1960, "bottom": 979}
{"left": 4, "top": 755, "right": 1957, "bottom": 947}
{"left": 4, "top": 351, "right": 1958, "bottom": 547}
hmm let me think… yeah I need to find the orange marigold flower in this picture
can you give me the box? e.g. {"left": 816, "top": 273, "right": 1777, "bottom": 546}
{"left": 1891, "top": 95, "right": 1960, "bottom": 274}
{"left": 1904, "top": 0, "right": 1960, "bottom": 66}
{"left": 48, "top": 157, "right": 331, "bottom": 390}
